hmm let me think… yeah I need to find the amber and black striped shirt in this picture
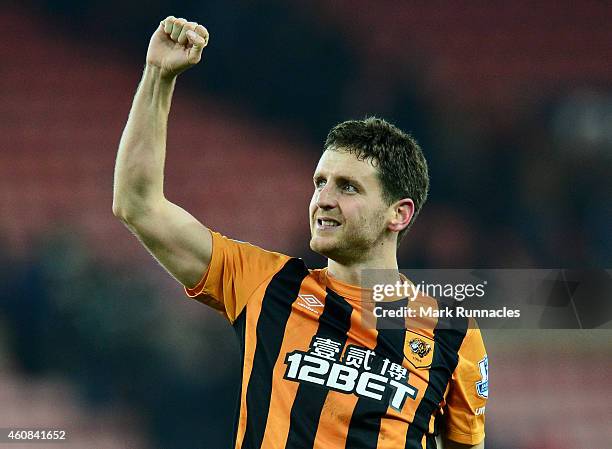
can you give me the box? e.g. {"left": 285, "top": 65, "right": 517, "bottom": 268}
{"left": 186, "top": 231, "right": 487, "bottom": 449}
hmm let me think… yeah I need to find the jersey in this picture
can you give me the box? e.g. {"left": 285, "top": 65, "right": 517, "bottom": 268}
{"left": 185, "top": 231, "right": 488, "bottom": 449}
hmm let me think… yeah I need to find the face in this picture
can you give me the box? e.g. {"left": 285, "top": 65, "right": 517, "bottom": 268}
{"left": 309, "top": 149, "right": 391, "bottom": 264}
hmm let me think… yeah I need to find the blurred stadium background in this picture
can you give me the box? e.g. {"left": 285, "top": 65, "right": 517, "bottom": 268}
{"left": 1, "top": 1, "right": 611, "bottom": 448}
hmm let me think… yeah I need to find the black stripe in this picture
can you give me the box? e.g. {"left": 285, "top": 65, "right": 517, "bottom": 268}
{"left": 284, "top": 288, "right": 353, "bottom": 449}
{"left": 240, "top": 258, "right": 309, "bottom": 449}
{"left": 231, "top": 311, "right": 247, "bottom": 449}
{"left": 404, "top": 309, "right": 468, "bottom": 449}
{"left": 344, "top": 297, "right": 409, "bottom": 449}
{"left": 425, "top": 433, "right": 437, "bottom": 449}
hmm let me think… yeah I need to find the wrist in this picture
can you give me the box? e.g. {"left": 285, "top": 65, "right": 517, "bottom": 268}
{"left": 144, "top": 63, "right": 177, "bottom": 85}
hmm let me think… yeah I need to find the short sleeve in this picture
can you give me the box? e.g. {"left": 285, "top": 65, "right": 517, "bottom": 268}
{"left": 443, "top": 322, "right": 488, "bottom": 445}
{"left": 184, "top": 231, "right": 290, "bottom": 323}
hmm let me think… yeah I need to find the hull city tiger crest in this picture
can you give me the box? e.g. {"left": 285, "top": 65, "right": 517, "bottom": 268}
{"left": 409, "top": 338, "right": 431, "bottom": 358}
{"left": 404, "top": 331, "right": 434, "bottom": 369}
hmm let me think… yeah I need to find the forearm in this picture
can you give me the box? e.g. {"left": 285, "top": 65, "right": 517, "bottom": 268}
{"left": 113, "top": 65, "right": 177, "bottom": 220}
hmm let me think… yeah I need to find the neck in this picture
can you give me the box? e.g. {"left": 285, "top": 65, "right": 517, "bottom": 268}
{"left": 326, "top": 243, "right": 400, "bottom": 287}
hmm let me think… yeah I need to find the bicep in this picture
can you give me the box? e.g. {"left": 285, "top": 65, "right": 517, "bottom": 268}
{"left": 122, "top": 198, "right": 212, "bottom": 288}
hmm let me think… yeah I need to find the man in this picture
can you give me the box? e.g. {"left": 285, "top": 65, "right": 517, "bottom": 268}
{"left": 113, "top": 16, "right": 487, "bottom": 449}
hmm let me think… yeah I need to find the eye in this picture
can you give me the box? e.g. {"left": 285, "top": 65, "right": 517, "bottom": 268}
{"left": 343, "top": 183, "right": 358, "bottom": 193}
{"left": 314, "top": 177, "right": 326, "bottom": 189}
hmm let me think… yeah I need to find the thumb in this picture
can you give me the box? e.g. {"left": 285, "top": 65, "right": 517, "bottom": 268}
{"left": 186, "top": 30, "right": 207, "bottom": 60}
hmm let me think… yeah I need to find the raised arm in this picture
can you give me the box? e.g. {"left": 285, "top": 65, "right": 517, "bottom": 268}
{"left": 112, "top": 16, "right": 212, "bottom": 288}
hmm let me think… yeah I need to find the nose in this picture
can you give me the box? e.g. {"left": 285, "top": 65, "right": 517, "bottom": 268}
{"left": 315, "top": 183, "right": 338, "bottom": 210}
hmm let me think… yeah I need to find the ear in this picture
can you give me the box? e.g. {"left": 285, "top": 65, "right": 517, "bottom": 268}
{"left": 387, "top": 198, "right": 415, "bottom": 233}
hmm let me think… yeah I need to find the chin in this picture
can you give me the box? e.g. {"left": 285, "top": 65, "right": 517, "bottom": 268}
{"left": 311, "top": 237, "right": 351, "bottom": 265}
{"left": 309, "top": 236, "right": 336, "bottom": 257}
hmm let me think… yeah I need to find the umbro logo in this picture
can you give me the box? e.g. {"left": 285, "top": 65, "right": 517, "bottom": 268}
{"left": 296, "top": 294, "right": 325, "bottom": 314}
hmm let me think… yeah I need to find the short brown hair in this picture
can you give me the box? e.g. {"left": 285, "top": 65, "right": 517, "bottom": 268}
{"left": 324, "top": 116, "right": 429, "bottom": 244}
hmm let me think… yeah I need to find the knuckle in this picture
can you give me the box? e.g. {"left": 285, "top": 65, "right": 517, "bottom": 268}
{"left": 195, "top": 25, "right": 208, "bottom": 37}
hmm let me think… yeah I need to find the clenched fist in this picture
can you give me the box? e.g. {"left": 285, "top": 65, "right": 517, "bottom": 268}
{"left": 146, "top": 16, "right": 209, "bottom": 78}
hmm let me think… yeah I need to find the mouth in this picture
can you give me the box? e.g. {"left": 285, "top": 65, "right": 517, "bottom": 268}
{"left": 315, "top": 217, "right": 342, "bottom": 230}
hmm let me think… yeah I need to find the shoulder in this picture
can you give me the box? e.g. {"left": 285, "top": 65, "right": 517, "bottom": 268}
{"left": 210, "top": 230, "right": 293, "bottom": 263}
